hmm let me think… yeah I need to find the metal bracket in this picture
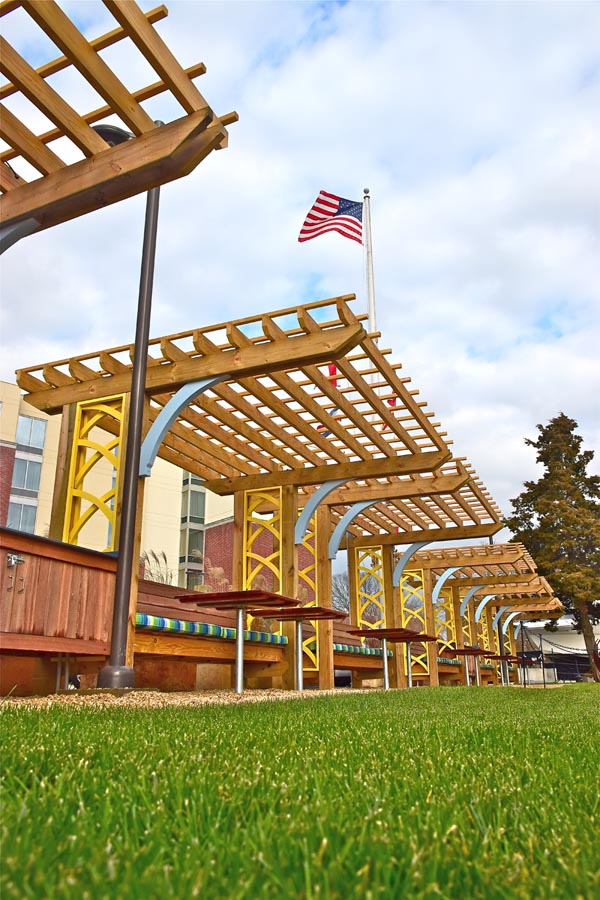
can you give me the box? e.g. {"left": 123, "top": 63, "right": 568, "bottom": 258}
{"left": 6, "top": 553, "right": 25, "bottom": 568}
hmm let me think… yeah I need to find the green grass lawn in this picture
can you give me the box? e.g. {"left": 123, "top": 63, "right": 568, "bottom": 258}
{"left": 1, "top": 685, "right": 599, "bottom": 899}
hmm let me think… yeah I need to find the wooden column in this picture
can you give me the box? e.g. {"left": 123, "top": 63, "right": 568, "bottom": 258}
{"left": 280, "top": 485, "right": 299, "bottom": 689}
{"left": 48, "top": 404, "right": 76, "bottom": 541}
{"left": 451, "top": 584, "right": 468, "bottom": 686}
{"left": 231, "top": 490, "right": 245, "bottom": 591}
{"left": 347, "top": 541, "right": 359, "bottom": 626}
{"left": 383, "top": 545, "right": 406, "bottom": 688}
{"left": 316, "top": 504, "right": 334, "bottom": 690}
{"left": 422, "top": 568, "right": 439, "bottom": 686}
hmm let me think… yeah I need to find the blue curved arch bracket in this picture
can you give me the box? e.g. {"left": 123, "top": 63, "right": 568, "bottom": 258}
{"left": 139, "top": 376, "right": 229, "bottom": 477}
{"left": 295, "top": 479, "right": 346, "bottom": 544}
{"left": 392, "top": 542, "right": 431, "bottom": 587}
{"left": 460, "top": 585, "right": 483, "bottom": 617}
{"left": 475, "top": 594, "right": 496, "bottom": 623}
{"left": 513, "top": 622, "right": 523, "bottom": 641}
{"left": 432, "top": 567, "right": 461, "bottom": 604}
{"left": 502, "top": 611, "right": 520, "bottom": 634}
{"left": 328, "top": 501, "right": 375, "bottom": 559}
{"left": 492, "top": 605, "right": 511, "bottom": 630}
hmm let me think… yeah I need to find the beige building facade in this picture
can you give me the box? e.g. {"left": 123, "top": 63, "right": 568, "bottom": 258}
{"left": 0, "top": 381, "right": 234, "bottom": 585}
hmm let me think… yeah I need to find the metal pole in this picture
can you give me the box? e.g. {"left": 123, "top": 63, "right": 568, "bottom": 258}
{"left": 406, "top": 642, "right": 413, "bottom": 688}
{"left": 540, "top": 635, "right": 547, "bottom": 688}
{"left": 235, "top": 607, "right": 245, "bottom": 694}
{"left": 474, "top": 656, "right": 481, "bottom": 687}
{"left": 521, "top": 623, "right": 526, "bottom": 688}
{"left": 464, "top": 652, "right": 470, "bottom": 687}
{"left": 382, "top": 638, "right": 389, "bottom": 690}
{"left": 363, "top": 188, "right": 376, "bottom": 334}
{"left": 98, "top": 186, "right": 161, "bottom": 689}
{"left": 295, "top": 619, "right": 304, "bottom": 691}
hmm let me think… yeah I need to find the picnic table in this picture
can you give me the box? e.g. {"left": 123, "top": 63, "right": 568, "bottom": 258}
{"left": 176, "top": 590, "right": 299, "bottom": 693}
{"left": 349, "top": 627, "right": 437, "bottom": 690}
{"left": 249, "top": 605, "right": 347, "bottom": 691}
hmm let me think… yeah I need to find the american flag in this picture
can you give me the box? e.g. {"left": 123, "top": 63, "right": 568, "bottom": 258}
{"left": 298, "top": 190, "right": 363, "bottom": 244}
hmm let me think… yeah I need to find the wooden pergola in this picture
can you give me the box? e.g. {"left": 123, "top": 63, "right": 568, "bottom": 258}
{"left": 0, "top": 0, "right": 236, "bottom": 248}
{"left": 15, "top": 293, "right": 508, "bottom": 687}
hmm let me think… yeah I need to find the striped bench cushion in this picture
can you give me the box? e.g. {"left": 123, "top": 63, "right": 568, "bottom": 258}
{"left": 306, "top": 639, "right": 391, "bottom": 658}
{"left": 437, "top": 656, "right": 462, "bottom": 666}
{"left": 135, "top": 613, "right": 288, "bottom": 645}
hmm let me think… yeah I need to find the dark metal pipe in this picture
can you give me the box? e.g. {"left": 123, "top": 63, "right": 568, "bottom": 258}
{"left": 98, "top": 186, "right": 161, "bottom": 689}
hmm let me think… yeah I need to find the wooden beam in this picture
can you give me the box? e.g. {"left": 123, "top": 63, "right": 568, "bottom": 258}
{"left": 0, "top": 103, "right": 64, "bottom": 175}
{"left": 18, "top": 323, "right": 365, "bottom": 413}
{"left": 314, "top": 471, "right": 467, "bottom": 505}
{"left": 104, "top": 0, "right": 208, "bottom": 115}
{"left": 22, "top": 0, "right": 156, "bottom": 134}
{"left": 204, "top": 449, "right": 452, "bottom": 495}
{"left": 1, "top": 109, "right": 226, "bottom": 231}
{"left": 348, "top": 520, "right": 503, "bottom": 549}
{"left": 410, "top": 549, "right": 524, "bottom": 570}
{"left": 443, "top": 572, "right": 537, "bottom": 588}
{"left": 0, "top": 37, "right": 107, "bottom": 156}
{"left": 0, "top": 5, "right": 169, "bottom": 99}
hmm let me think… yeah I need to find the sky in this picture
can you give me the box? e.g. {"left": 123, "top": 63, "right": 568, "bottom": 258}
{"left": 1, "top": 0, "right": 599, "bottom": 534}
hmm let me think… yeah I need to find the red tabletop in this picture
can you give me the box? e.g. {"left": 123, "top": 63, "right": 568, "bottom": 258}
{"left": 348, "top": 627, "right": 437, "bottom": 642}
{"left": 445, "top": 645, "right": 487, "bottom": 658}
{"left": 248, "top": 606, "right": 347, "bottom": 622}
{"left": 175, "top": 589, "right": 300, "bottom": 611}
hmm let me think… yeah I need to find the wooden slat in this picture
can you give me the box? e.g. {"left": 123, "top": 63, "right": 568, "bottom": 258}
{"left": 22, "top": 0, "right": 156, "bottom": 135}
{"left": 0, "top": 5, "right": 168, "bottom": 99}
{"left": 0, "top": 64, "right": 208, "bottom": 165}
{"left": 1, "top": 111, "right": 226, "bottom": 230}
{"left": 0, "top": 37, "right": 108, "bottom": 156}
{"left": 0, "top": 103, "right": 64, "bottom": 174}
{"left": 105, "top": 0, "right": 210, "bottom": 114}
{"left": 204, "top": 448, "right": 452, "bottom": 495}
{"left": 0, "top": 161, "right": 21, "bottom": 192}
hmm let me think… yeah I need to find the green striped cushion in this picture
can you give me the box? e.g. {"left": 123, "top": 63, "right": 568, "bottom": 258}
{"left": 437, "top": 657, "right": 462, "bottom": 666}
{"left": 135, "top": 613, "right": 287, "bottom": 645}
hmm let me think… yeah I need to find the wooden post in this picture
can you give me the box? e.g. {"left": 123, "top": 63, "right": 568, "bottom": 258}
{"left": 348, "top": 541, "right": 359, "bottom": 626}
{"left": 422, "top": 568, "right": 439, "bottom": 686}
{"left": 316, "top": 504, "right": 334, "bottom": 690}
{"left": 452, "top": 584, "right": 468, "bottom": 685}
{"left": 383, "top": 545, "right": 406, "bottom": 688}
{"left": 48, "top": 404, "right": 76, "bottom": 541}
{"left": 280, "top": 485, "right": 298, "bottom": 689}
{"left": 232, "top": 491, "right": 245, "bottom": 591}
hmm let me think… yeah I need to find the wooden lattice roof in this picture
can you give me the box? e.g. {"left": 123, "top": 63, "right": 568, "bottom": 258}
{"left": 409, "top": 543, "right": 537, "bottom": 577}
{"left": 16, "top": 295, "right": 503, "bottom": 541}
{"left": 0, "top": 0, "right": 236, "bottom": 235}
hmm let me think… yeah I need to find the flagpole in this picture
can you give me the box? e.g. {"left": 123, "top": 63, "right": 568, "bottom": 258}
{"left": 363, "top": 187, "right": 376, "bottom": 334}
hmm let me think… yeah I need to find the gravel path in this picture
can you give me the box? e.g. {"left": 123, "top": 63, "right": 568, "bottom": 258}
{"left": 1, "top": 688, "right": 370, "bottom": 710}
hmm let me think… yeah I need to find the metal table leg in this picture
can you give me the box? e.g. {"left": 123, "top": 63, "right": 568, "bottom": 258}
{"left": 464, "top": 653, "right": 470, "bottom": 686}
{"left": 406, "top": 642, "right": 413, "bottom": 688}
{"left": 382, "top": 638, "right": 390, "bottom": 690}
{"left": 475, "top": 656, "right": 481, "bottom": 686}
{"left": 235, "top": 607, "right": 245, "bottom": 694}
{"left": 295, "top": 618, "right": 304, "bottom": 691}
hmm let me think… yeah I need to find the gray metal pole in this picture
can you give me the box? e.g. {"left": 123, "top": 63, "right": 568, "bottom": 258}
{"left": 406, "top": 642, "right": 413, "bottom": 688}
{"left": 382, "top": 638, "right": 389, "bottom": 690}
{"left": 235, "top": 607, "right": 245, "bottom": 694}
{"left": 296, "top": 619, "right": 304, "bottom": 691}
{"left": 540, "top": 634, "right": 547, "bottom": 688}
{"left": 98, "top": 186, "right": 161, "bottom": 689}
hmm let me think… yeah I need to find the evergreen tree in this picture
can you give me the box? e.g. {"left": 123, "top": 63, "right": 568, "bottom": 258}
{"left": 505, "top": 414, "right": 600, "bottom": 681}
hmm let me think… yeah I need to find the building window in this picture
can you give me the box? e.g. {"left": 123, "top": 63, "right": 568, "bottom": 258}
{"left": 16, "top": 415, "right": 46, "bottom": 450}
{"left": 7, "top": 500, "right": 37, "bottom": 534}
{"left": 11, "top": 457, "right": 42, "bottom": 493}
